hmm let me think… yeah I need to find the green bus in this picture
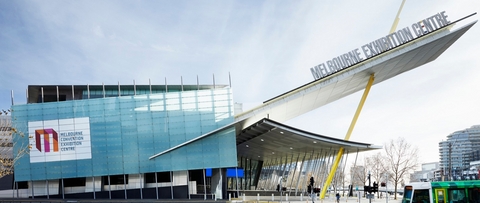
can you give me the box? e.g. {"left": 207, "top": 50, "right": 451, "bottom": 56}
{"left": 402, "top": 181, "right": 480, "bottom": 203}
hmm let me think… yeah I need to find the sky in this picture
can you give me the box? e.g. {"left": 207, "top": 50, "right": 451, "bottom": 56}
{"left": 1, "top": 0, "right": 479, "bottom": 170}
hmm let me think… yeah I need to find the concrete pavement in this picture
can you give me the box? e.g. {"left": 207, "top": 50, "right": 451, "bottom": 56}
{"left": 230, "top": 194, "right": 404, "bottom": 203}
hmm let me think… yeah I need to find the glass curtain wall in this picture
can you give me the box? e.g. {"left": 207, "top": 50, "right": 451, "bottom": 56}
{"left": 251, "top": 151, "right": 348, "bottom": 196}
{"left": 12, "top": 88, "right": 236, "bottom": 182}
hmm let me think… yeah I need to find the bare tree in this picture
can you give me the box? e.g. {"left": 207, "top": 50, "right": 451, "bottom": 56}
{"left": 383, "top": 137, "right": 419, "bottom": 200}
{"left": 331, "top": 162, "right": 345, "bottom": 196}
{"left": 366, "top": 152, "right": 387, "bottom": 198}
{"left": 0, "top": 109, "right": 29, "bottom": 178}
{"left": 350, "top": 157, "right": 369, "bottom": 197}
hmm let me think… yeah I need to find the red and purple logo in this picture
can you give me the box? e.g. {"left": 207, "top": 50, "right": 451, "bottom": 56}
{"left": 35, "top": 129, "right": 59, "bottom": 152}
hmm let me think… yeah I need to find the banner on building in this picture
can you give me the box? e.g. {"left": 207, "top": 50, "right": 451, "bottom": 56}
{"left": 28, "top": 117, "right": 92, "bottom": 163}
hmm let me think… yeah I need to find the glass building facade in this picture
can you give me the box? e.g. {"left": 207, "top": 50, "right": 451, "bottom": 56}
{"left": 7, "top": 84, "right": 380, "bottom": 200}
{"left": 11, "top": 86, "right": 237, "bottom": 198}
{"left": 439, "top": 125, "right": 480, "bottom": 179}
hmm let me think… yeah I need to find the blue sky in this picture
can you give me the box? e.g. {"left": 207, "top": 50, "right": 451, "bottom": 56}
{"left": 1, "top": 0, "right": 479, "bottom": 166}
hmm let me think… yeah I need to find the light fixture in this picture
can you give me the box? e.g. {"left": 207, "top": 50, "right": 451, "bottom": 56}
{"left": 261, "top": 139, "right": 264, "bottom": 142}
{"left": 246, "top": 145, "right": 249, "bottom": 147}
{"left": 272, "top": 152, "right": 275, "bottom": 154}
{"left": 313, "top": 141, "right": 317, "bottom": 143}
{"left": 258, "top": 156, "right": 261, "bottom": 158}
{"left": 280, "top": 131, "right": 284, "bottom": 134}
{"left": 290, "top": 147, "right": 293, "bottom": 150}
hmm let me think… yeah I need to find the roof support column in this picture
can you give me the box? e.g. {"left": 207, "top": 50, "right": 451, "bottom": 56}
{"left": 300, "top": 151, "right": 314, "bottom": 195}
{"left": 288, "top": 154, "right": 300, "bottom": 196}
{"left": 272, "top": 157, "right": 285, "bottom": 190}
{"left": 350, "top": 149, "right": 360, "bottom": 196}
{"left": 312, "top": 151, "right": 324, "bottom": 188}
{"left": 265, "top": 160, "right": 275, "bottom": 189}
{"left": 258, "top": 160, "right": 271, "bottom": 190}
{"left": 321, "top": 149, "right": 335, "bottom": 193}
{"left": 320, "top": 73, "right": 375, "bottom": 199}
{"left": 308, "top": 153, "right": 320, "bottom": 190}
{"left": 280, "top": 154, "right": 293, "bottom": 195}
{"left": 341, "top": 150, "right": 349, "bottom": 197}
{"left": 315, "top": 151, "right": 328, "bottom": 188}
{"left": 277, "top": 156, "right": 288, "bottom": 191}
{"left": 295, "top": 152, "right": 307, "bottom": 196}
{"left": 257, "top": 160, "right": 267, "bottom": 190}
{"left": 333, "top": 152, "right": 346, "bottom": 194}
{"left": 235, "top": 167, "right": 239, "bottom": 198}
{"left": 270, "top": 158, "right": 282, "bottom": 190}
{"left": 264, "top": 158, "right": 274, "bottom": 190}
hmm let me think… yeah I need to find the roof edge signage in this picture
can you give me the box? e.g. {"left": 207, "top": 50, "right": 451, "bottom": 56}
{"left": 310, "top": 11, "right": 451, "bottom": 80}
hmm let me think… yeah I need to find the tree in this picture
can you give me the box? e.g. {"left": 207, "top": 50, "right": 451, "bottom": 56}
{"left": 0, "top": 109, "right": 29, "bottom": 179}
{"left": 331, "top": 162, "right": 346, "bottom": 196}
{"left": 366, "top": 152, "right": 387, "bottom": 198}
{"left": 383, "top": 137, "right": 419, "bottom": 200}
{"left": 350, "top": 157, "right": 369, "bottom": 197}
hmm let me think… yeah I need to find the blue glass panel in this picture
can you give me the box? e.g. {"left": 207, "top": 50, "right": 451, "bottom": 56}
{"left": 12, "top": 87, "right": 234, "bottom": 181}
{"left": 227, "top": 169, "right": 244, "bottom": 177}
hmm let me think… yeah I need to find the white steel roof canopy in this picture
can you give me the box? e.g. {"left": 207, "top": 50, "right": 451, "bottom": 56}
{"left": 234, "top": 13, "right": 477, "bottom": 132}
{"left": 151, "top": 13, "right": 476, "bottom": 161}
{"left": 236, "top": 118, "right": 381, "bottom": 163}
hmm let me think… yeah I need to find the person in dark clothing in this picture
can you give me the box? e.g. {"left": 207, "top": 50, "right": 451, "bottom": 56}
{"left": 336, "top": 193, "right": 340, "bottom": 203}
{"left": 276, "top": 184, "right": 280, "bottom": 192}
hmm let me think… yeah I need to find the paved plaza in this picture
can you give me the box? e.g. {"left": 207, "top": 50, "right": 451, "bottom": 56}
{"left": 231, "top": 194, "right": 403, "bottom": 203}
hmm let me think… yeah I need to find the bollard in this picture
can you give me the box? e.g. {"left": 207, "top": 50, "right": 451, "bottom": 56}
{"left": 301, "top": 193, "right": 303, "bottom": 201}
{"left": 286, "top": 193, "right": 288, "bottom": 201}
{"left": 243, "top": 193, "right": 245, "bottom": 201}
{"left": 229, "top": 193, "right": 231, "bottom": 201}
{"left": 272, "top": 193, "right": 274, "bottom": 201}
{"left": 257, "top": 193, "right": 260, "bottom": 201}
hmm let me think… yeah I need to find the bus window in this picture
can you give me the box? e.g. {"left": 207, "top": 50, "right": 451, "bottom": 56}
{"left": 448, "top": 189, "right": 466, "bottom": 203}
{"left": 403, "top": 186, "right": 413, "bottom": 203}
{"left": 467, "top": 188, "right": 479, "bottom": 203}
{"left": 412, "top": 189, "right": 430, "bottom": 203}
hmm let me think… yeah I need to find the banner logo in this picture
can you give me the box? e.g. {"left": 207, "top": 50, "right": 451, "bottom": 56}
{"left": 35, "top": 129, "right": 59, "bottom": 152}
{"left": 28, "top": 117, "right": 92, "bottom": 163}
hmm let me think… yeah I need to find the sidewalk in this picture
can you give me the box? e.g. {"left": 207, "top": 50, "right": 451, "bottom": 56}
{"left": 230, "top": 195, "right": 403, "bottom": 203}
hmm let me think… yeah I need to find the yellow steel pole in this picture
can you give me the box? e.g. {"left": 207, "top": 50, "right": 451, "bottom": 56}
{"left": 389, "top": 0, "right": 406, "bottom": 34}
{"left": 320, "top": 73, "right": 375, "bottom": 199}
{"left": 344, "top": 74, "right": 375, "bottom": 141}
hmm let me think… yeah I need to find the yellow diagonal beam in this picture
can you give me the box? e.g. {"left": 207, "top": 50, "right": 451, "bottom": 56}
{"left": 344, "top": 74, "right": 375, "bottom": 141}
{"left": 389, "top": 0, "right": 406, "bottom": 34}
{"left": 320, "top": 73, "right": 375, "bottom": 199}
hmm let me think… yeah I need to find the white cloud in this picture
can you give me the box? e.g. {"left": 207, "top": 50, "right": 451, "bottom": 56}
{"left": 93, "top": 25, "right": 105, "bottom": 38}
{"left": 151, "top": 44, "right": 177, "bottom": 53}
